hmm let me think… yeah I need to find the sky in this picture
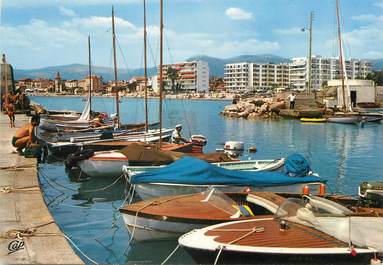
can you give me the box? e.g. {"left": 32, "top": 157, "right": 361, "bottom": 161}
{"left": 1, "top": 0, "right": 383, "bottom": 69}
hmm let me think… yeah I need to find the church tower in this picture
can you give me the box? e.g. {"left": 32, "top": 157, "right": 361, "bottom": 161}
{"left": 54, "top": 71, "right": 62, "bottom": 93}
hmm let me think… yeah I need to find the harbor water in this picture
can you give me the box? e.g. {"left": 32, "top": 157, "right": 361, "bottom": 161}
{"left": 32, "top": 96, "right": 383, "bottom": 264}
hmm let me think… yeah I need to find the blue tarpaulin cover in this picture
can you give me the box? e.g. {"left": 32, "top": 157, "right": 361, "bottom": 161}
{"left": 131, "top": 157, "right": 325, "bottom": 186}
{"left": 284, "top": 153, "right": 311, "bottom": 177}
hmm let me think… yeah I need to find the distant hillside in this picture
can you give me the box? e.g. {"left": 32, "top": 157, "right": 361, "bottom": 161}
{"left": 14, "top": 64, "right": 157, "bottom": 81}
{"left": 187, "top": 54, "right": 291, "bottom": 76}
{"left": 13, "top": 55, "right": 383, "bottom": 80}
{"left": 371, "top": 59, "right": 383, "bottom": 71}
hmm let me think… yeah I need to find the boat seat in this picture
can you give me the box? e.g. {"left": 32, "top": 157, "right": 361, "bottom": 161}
{"left": 246, "top": 192, "right": 286, "bottom": 214}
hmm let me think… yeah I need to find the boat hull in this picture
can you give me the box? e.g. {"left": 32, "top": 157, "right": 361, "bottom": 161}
{"left": 121, "top": 213, "right": 208, "bottom": 241}
{"left": 182, "top": 245, "right": 373, "bottom": 265}
{"left": 179, "top": 218, "right": 375, "bottom": 264}
{"left": 78, "top": 157, "right": 128, "bottom": 178}
{"left": 327, "top": 116, "right": 361, "bottom": 124}
{"left": 134, "top": 182, "right": 322, "bottom": 200}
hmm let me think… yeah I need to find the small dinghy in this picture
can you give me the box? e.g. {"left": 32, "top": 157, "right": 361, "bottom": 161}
{"left": 300, "top": 118, "right": 327, "bottom": 123}
{"left": 129, "top": 154, "right": 325, "bottom": 200}
{"left": 179, "top": 195, "right": 383, "bottom": 264}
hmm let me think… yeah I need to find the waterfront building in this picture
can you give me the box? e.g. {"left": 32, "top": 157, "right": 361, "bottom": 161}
{"left": 156, "top": 61, "right": 209, "bottom": 92}
{"left": 79, "top": 75, "right": 103, "bottom": 93}
{"left": 325, "top": 79, "right": 376, "bottom": 107}
{"left": 224, "top": 56, "right": 372, "bottom": 93}
{"left": 128, "top": 76, "right": 149, "bottom": 92}
{"left": 33, "top": 78, "right": 55, "bottom": 92}
{"left": 64, "top": 80, "right": 78, "bottom": 89}
{"left": 290, "top": 56, "right": 372, "bottom": 91}
{"left": 224, "top": 62, "right": 290, "bottom": 93}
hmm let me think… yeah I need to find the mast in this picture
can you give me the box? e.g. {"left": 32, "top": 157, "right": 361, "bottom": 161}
{"left": 143, "top": 0, "right": 149, "bottom": 132}
{"left": 112, "top": 6, "right": 121, "bottom": 127}
{"left": 307, "top": 11, "right": 313, "bottom": 94}
{"left": 159, "top": 0, "right": 163, "bottom": 146}
{"left": 336, "top": 0, "right": 347, "bottom": 110}
{"left": 88, "top": 36, "right": 92, "bottom": 113}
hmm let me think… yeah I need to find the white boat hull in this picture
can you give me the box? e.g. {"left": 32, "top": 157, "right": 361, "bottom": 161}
{"left": 178, "top": 218, "right": 374, "bottom": 255}
{"left": 121, "top": 212, "right": 207, "bottom": 241}
{"left": 133, "top": 182, "right": 322, "bottom": 200}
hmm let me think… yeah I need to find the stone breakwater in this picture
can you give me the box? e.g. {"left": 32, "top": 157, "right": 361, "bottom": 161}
{"left": 220, "top": 97, "right": 286, "bottom": 119}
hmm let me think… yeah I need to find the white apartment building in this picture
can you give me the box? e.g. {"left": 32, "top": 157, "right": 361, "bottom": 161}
{"left": 224, "top": 62, "right": 290, "bottom": 93}
{"left": 224, "top": 56, "right": 372, "bottom": 93}
{"left": 156, "top": 61, "right": 209, "bottom": 92}
{"left": 290, "top": 56, "right": 372, "bottom": 91}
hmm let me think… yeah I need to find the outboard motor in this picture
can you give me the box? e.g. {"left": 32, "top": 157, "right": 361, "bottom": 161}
{"left": 223, "top": 141, "right": 244, "bottom": 158}
{"left": 190, "top": 135, "right": 207, "bottom": 153}
{"left": 65, "top": 149, "right": 94, "bottom": 169}
{"left": 359, "top": 181, "right": 383, "bottom": 207}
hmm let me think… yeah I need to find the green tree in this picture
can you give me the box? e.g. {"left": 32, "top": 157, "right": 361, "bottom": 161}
{"left": 365, "top": 71, "right": 383, "bottom": 86}
{"left": 167, "top": 66, "right": 180, "bottom": 93}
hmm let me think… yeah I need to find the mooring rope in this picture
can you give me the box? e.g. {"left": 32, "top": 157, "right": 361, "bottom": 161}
{"left": 160, "top": 244, "right": 180, "bottom": 265}
{"left": 213, "top": 226, "right": 265, "bottom": 265}
{"left": 0, "top": 185, "right": 39, "bottom": 194}
{"left": 0, "top": 221, "right": 99, "bottom": 264}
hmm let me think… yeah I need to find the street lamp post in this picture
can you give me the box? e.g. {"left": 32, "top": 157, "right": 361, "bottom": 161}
{"left": 302, "top": 11, "right": 314, "bottom": 94}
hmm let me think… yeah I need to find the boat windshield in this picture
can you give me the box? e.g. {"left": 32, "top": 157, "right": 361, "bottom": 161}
{"left": 274, "top": 196, "right": 383, "bottom": 251}
{"left": 201, "top": 188, "right": 239, "bottom": 218}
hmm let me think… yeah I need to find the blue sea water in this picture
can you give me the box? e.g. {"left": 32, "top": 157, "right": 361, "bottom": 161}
{"left": 31, "top": 96, "right": 383, "bottom": 264}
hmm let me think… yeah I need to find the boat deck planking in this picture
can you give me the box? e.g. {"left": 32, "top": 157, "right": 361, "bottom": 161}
{"left": 206, "top": 219, "right": 349, "bottom": 248}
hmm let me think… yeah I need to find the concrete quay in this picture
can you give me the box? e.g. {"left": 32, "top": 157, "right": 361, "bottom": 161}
{"left": 0, "top": 113, "right": 83, "bottom": 264}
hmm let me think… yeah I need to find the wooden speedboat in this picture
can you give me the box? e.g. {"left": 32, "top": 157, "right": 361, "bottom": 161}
{"left": 178, "top": 195, "right": 383, "bottom": 264}
{"left": 119, "top": 191, "right": 280, "bottom": 241}
{"left": 179, "top": 218, "right": 376, "bottom": 264}
{"left": 129, "top": 156, "right": 325, "bottom": 200}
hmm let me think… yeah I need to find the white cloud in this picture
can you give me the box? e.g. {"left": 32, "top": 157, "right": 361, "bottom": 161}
{"left": 321, "top": 12, "right": 383, "bottom": 59}
{"left": 273, "top": 27, "right": 304, "bottom": 35}
{"left": 351, "top": 14, "right": 378, "bottom": 22}
{"left": 2, "top": 0, "right": 141, "bottom": 8}
{"left": 59, "top": 7, "right": 77, "bottom": 17}
{"left": 225, "top": 7, "right": 253, "bottom": 20}
{"left": 374, "top": 0, "right": 383, "bottom": 9}
{"left": 64, "top": 16, "right": 136, "bottom": 30}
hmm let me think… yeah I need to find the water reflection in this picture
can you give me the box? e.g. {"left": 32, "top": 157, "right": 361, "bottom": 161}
{"left": 32, "top": 97, "right": 383, "bottom": 264}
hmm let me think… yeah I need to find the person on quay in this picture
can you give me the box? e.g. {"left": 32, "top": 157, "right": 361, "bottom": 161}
{"left": 288, "top": 92, "right": 296, "bottom": 110}
{"left": 171, "top": 124, "right": 189, "bottom": 144}
{"left": 11, "top": 116, "right": 40, "bottom": 155}
{"left": 6, "top": 100, "right": 15, "bottom": 128}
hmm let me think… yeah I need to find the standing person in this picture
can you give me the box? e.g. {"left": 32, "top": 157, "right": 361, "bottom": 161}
{"left": 6, "top": 100, "right": 15, "bottom": 127}
{"left": 288, "top": 92, "right": 296, "bottom": 110}
{"left": 171, "top": 124, "right": 189, "bottom": 144}
{"left": 11, "top": 116, "right": 40, "bottom": 155}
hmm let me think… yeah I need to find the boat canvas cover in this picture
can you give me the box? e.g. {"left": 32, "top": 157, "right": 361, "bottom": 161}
{"left": 284, "top": 153, "right": 311, "bottom": 177}
{"left": 118, "top": 143, "right": 185, "bottom": 166}
{"left": 131, "top": 157, "right": 325, "bottom": 186}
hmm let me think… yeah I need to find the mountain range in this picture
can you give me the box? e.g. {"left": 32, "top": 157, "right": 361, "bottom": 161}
{"left": 13, "top": 54, "right": 383, "bottom": 81}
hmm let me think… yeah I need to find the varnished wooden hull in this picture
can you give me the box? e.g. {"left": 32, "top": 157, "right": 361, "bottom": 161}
{"left": 179, "top": 218, "right": 375, "bottom": 264}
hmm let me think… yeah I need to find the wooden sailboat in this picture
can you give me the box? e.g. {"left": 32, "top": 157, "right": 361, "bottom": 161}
{"left": 327, "top": 0, "right": 382, "bottom": 124}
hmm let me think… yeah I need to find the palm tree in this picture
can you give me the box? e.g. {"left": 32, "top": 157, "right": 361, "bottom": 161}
{"left": 167, "top": 66, "right": 179, "bottom": 93}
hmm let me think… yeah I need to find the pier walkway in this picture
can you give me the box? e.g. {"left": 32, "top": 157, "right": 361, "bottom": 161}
{"left": 0, "top": 113, "right": 83, "bottom": 264}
